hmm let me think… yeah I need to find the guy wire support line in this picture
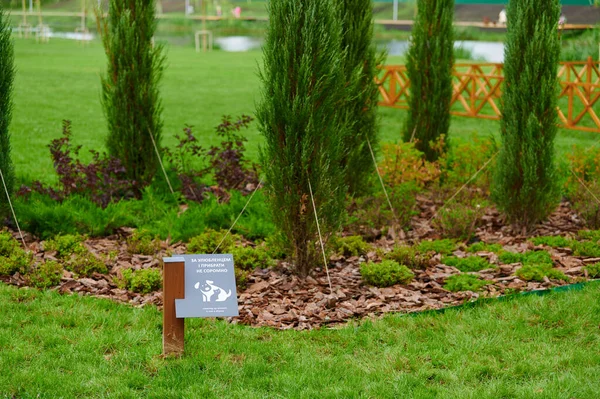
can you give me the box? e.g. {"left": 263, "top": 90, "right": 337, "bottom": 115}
{"left": 0, "top": 167, "right": 27, "bottom": 249}
{"left": 428, "top": 151, "right": 499, "bottom": 223}
{"left": 307, "top": 176, "right": 333, "bottom": 293}
{"left": 366, "top": 137, "right": 401, "bottom": 228}
{"left": 148, "top": 127, "right": 175, "bottom": 197}
{"left": 213, "top": 179, "right": 263, "bottom": 254}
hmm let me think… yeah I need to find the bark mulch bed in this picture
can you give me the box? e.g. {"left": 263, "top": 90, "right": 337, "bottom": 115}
{"left": 2, "top": 199, "right": 598, "bottom": 330}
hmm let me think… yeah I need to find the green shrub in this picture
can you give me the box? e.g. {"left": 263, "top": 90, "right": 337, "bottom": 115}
{"left": 0, "top": 230, "right": 19, "bottom": 256}
{"left": 330, "top": 235, "right": 371, "bottom": 258}
{"left": 498, "top": 250, "right": 553, "bottom": 266}
{"left": 491, "top": 0, "right": 561, "bottom": 229}
{"left": 498, "top": 251, "right": 524, "bottom": 264}
{"left": 0, "top": 251, "right": 33, "bottom": 276}
{"left": 433, "top": 199, "right": 486, "bottom": 240}
{"left": 466, "top": 242, "right": 503, "bottom": 253}
{"left": 585, "top": 263, "right": 600, "bottom": 278}
{"left": 231, "top": 246, "right": 275, "bottom": 271}
{"left": 44, "top": 234, "right": 87, "bottom": 258}
{"left": 442, "top": 256, "right": 493, "bottom": 272}
{"left": 385, "top": 245, "right": 430, "bottom": 270}
{"left": 116, "top": 268, "right": 162, "bottom": 294}
{"left": 444, "top": 274, "right": 492, "bottom": 292}
{"left": 404, "top": 0, "right": 455, "bottom": 161}
{"left": 571, "top": 241, "right": 600, "bottom": 258}
{"left": 187, "top": 229, "right": 237, "bottom": 254}
{"left": 577, "top": 230, "right": 600, "bottom": 242}
{"left": 126, "top": 229, "right": 161, "bottom": 255}
{"left": 360, "top": 260, "right": 414, "bottom": 287}
{"left": 530, "top": 236, "right": 572, "bottom": 248}
{"left": 516, "top": 263, "right": 568, "bottom": 282}
{"left": 417, "top": 239, "right": 457, "bottom": 256}
{"left": 0, "top": 6, "right": 15, "bottom": 219}
{"left": 27, "top": 261, "right": 63, "bottom": 289}
{"left": 65, "top": 252, "right": 108, "bottom": 277}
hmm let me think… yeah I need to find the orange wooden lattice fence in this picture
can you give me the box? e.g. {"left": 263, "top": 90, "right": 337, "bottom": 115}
{"left": 377, "top": 57, "right": 600, "bottom": 133}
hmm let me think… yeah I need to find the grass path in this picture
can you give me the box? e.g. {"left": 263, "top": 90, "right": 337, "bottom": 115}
{"left": 1, "top": 282, "right": 599, "bottom": 398}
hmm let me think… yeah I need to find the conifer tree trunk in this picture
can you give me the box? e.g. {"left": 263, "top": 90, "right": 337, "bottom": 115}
{"left": 492, "top": 0, "right": 561, "bottom": 229}
{"left": 404, "top": 0, "right": 454, "bottom": 162}
{"left": 0, "top": 6, "right": 15, "bottom": 218}
{"left": 339, "top": 0, "right": 384, "bottom": 196}
{"left": 98, "top": 0, "right": 164, "bottom": 193}
{"left": 257, "top": 0, "right": 348, "bottom": 276}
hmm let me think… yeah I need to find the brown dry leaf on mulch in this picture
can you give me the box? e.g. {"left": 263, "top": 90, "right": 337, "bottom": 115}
{"left": 1, "top": 199, "right": 597, "bottom": 330}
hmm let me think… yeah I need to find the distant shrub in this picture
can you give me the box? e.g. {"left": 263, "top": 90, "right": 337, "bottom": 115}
{"left": 126, "top": 230, "right": 161, "bottom": 255}
{"left": 585, "top": 263, "right": 600, "bottom": 278}
{"left": 516, "top": 264, "right": 568, "bottom": 282}
{"left": 530, "top": 236, "right": 572, "bottom": 248}
{"left": 231, "top": 245, "right": 274, "bottom": 271}
{"left": 360, "top": 260, "right": 414, "bottom": 287}
{"left": 330, "top": 236, "right": 371, "bottom": 258}
{"left": 188, "top": 229, "right": 237, "bottom": 254}
{"left": 65, "top": 252, "right": 108, "bottom": 277}
{"left": 417, "top": 239, "right": 457, "bottom": 256}
{"left": 44, "top": 234, "right": 87, "bottom": 258}
{"left": 379, "top": 142, "right": 440, "bottom": 188}
{"left": 444, "top": 274, "right": 491, "bottom": 292}
{"left": 442, "top": 256, "right": 493, "bottom": 272}
{"left": 116, "top": 268, "right": 162, "bottom": 294}
{"left": 27, "top": 261, "right": 63, "bottom": 289}
{"left": 433, "top": 198, "right": 487, "bottom": 240}
{"left": 385, "top": 245, "right": 430, "bottom": 270}
{"left": 466, "top": 242, "right": 503, "bottom": 253}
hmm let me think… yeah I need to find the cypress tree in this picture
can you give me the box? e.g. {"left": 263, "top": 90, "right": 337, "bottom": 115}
{"left": 404, "top": 0, "right": 455, "bottom": 161}
{"left": 492, "top": 0, "right": 561, "bottom": 229}
{"left": 0, "top": 6, "right": 15, "bottom": 218}
{"left": 339, "top": 0, "right": 383, "bottom": 196}
{"left": 98, "top": 0, "right": 164, "bottom": 193}
{"left": 257, "top": 0, "right": 348, "bottom": 276}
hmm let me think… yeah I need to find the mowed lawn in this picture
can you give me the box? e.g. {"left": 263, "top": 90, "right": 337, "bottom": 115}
{"left": 10, "top": 38, "right": 600, "bottom": 185}
{"left": 1, "top": 282, "right": 599, "bottom": 398}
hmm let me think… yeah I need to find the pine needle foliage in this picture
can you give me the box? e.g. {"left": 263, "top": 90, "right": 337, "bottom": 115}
{"left": 97, "top": 0, "right": 165, "bottom": 194}
{"left": 0, "top": 6, "right": 15, "bottom": 218}
{"left": 404, "top": 0, "right": 455, "bottom": 162}
{"left": 492, "top": 0, "right": 561, "bottom": 229}
{"left": 257, "top": 0, "right": 348, "bottom": 276}
{"left": 339, "top": 0, "right": 384, "bottom": 196}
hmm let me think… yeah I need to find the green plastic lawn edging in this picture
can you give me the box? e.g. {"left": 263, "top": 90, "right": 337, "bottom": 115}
{"left": 401, "top": 279, "right": 600, "bottom": 319}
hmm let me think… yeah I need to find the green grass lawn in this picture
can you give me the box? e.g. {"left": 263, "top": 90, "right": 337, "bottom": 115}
{"left": 9, "top": 38, "right": 600, "bottom": 185}
{"left": 1, "top": 282, "right": 599, "bottom": 398}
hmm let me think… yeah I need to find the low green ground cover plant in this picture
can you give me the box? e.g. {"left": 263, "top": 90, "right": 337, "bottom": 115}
{"left": 384, "top": 245, "right": 430, "bottom": 270}
{"left": 442, "top": 255, "right": 493, "bottom": 272}
{"left": 433, "top": 198, "right": 486, "bottom": 240}
{"left": 572, "top": 241, "right": 600, "bottom": 257}
{"left": 115, "top": 268, "right": 162, "bottom": 294}
{"left": 187, "top": 228, "right": 238, "bottom": 254}
{"left": 466, "top": 242, "right": 503, "bottom": 253}
{"left": 585, "top": 263, "right": 600, "bottom": 278}
{"left": 43, "top": 234, "right": 87, "bottom": 258}
{"left": 26, "top": 260, "right": 63, "bottom": 289}
{"left": 498, "top": 250, "right": 553, "bottom": 266}
{"left": 65, "top": 252, "right": 108, "bottom": 277}
{"left": 231, "top": 245, "right": 274, "bottom": 271}
{"left": 417, "top": 239, "right": 457, "bottom": 256}
{"left": 126, "top": 230, "right": 161, "bottom": 255}
{"left": 0, "top": 230, "right": 32, "bottom": 276}
{"left": 360, "top": 260, "right": 414, "bottom": 287}
{"left": 530, "top": 235, "right": 572, "bottom": 248}
{"left": 330, "top": 235, "right": 371, "bottom": 258}
{"left": 516, "top": 263, "right": 569, "bottom": 282}
{"left": 444, "top": 274, "right": 492, "bottom": 292}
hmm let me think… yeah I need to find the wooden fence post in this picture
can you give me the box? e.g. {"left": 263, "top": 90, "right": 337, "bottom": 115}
{"left": 163, "top": 257, "right": 185, "bottom": 356}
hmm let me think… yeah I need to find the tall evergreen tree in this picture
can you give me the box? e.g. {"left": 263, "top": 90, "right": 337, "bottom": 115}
{"left": 257, "top": 0, "right": 348, "bottom": 276}
{"left": 98, "top": 0, "right": 164, "bottom": 193}
{"left": 404, "top": 0, "right": 454, "bottom": 161}
{"left": 339, "top": 0, "right": 383, "bottom": 196}
{"left": 0, "top": 6, "right": 15, "bottom": 218}
{"left": 492, "top": 0, "right": 561, "bottom": 229}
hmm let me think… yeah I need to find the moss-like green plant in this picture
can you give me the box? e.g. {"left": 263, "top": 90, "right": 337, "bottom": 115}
{"left": 65, "top": 252, "right": 108, "bottom": 277}
{"left": 231, "top": 246, "right": 275, "bottom": 271}
{"left": 585, "top": 263, "right": 600, "bottom": 278}
{"left": 530, "top": 236, "right": 572, "bottom": 248}
{"left": 27, "top": 261, "right": 63, "bottom": 289}
{"left": 577, "top": 229, "right": 600, "bottom": 242}
{"left": 466, "top": 242, "right": 503, "bottom": 253}
{"left": 516, "top": 263, "right": 568, "bottom": 282}
{"left": 44, "top": 234, "right": 87, "bottom": 259}
{"left": 360, "top": 260, "right": 414, "bottom": 287}
{"left": 116, "top": 268, "right": 162, "bottom": 294}
{"left": 126, "top": 229, "right": 161, "bottom": 255}
{"left": 444, "top": 274, "right": 492, "bottom": 292}
{"left": 571, "top": 241, "right": 600, "bottom": 258}
{"left": 330, "top": 235, "right": 371, "bottom": 258}
{"left": 498, "top": 250, "right": 552, "bottom": 266}
{"left": 442, "top": 256, "right": 493, "bottom": 272}
{"left": 417, "top": 239, "right": 457, "bottom": 256}
{"left": 187, "top": 229, "right": 237, "bottom": 254}
{"left": 0, "top": 230, "right": 33, "bottom": 276}
{"left": 384, "top": 245, "right": 430, "bottom": 270}
{"left": 498, "top": 251, "right": 524, "bottom": 264}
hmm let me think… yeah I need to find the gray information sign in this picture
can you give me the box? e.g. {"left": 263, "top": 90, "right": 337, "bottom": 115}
{"left": 168, "top": 254, "right": 239, "bottom": 318}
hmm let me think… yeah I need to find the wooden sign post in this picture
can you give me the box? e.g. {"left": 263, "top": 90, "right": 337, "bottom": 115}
{"left": 162, "top": 255, "right": 239, "bottom": 356}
